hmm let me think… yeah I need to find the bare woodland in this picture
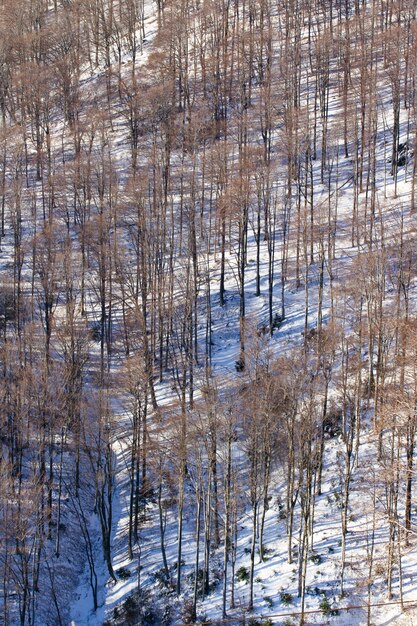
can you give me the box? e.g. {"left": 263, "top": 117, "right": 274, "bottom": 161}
{"left": 1, "top": 0, "right": 417, "bottom": 624}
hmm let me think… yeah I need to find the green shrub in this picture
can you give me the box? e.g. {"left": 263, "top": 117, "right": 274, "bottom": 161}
{"left": 280, "top": 591, "right": 293, "bottom": 605}
{"left": 236, "top": 566, "right": 250, "bottom": 583}
{"left": 319, "top": 594, "right": 339, "bottom": 617}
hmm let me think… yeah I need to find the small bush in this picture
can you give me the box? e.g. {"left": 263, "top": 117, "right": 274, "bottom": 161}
{"left": 110, "top": 590, "right": 161, "bottom": 625}
{"left": 123, "top": 594, "right": 137, "bottom": 616}
{"left": 280, "top": 591, "right": 293, "bottom": 605}
{"left": 116, "top": 566, "right": 132, "bottom": 580}
{"left": 181, "top": 599, "right": 196, "bottom": 624}
{"left": 89, "top": 321, "right": 102, "bottom": 342}
{"left": 272, "top": 312, "right": 284, "bottom": 329}
{"left": 186, "top": 568, "right": 218, "bottom": 596}
{"left": 309, "top": 552, "right": 322, "bottom": 565}
{"left": 235, "top": 357, "right": 245, "bottom": 372}
{"left": 187, "top": 568, "right": 204, "bottom": 592}
{"left": 374, "top": 562, "right": 385, "bottom": 577}
{"left": 319, "top": 594, "right": 339, "bottom": 617}
{"left": 319, "top": 594, "right": 331, "bottom": 615}
{"left": 153, "top": 568, "right": 171, "bottom": 588}
{"left": 263, "top": 596, "right": 273, "bottom": 608}
{"left": 278, "top": 506, "right": 287, "bottom": 520}
{"left": 322, "top": 406, "right": 342, "bottom": 438}
{"left": 236, "top": 565, "right": 250, "bottom": 583}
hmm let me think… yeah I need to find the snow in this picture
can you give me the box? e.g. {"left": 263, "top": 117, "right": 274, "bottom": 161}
{"left": 1, "top": 0, "right": 417, "bottom": 625}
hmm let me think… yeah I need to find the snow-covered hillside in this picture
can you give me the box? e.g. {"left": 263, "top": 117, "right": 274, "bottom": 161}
{"left": 1, "top": 1, "right": 417, "bottom": 625}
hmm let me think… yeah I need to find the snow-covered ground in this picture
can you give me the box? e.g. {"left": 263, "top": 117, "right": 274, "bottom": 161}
{"left": 1, "top": 1, "right": 417, "bottom": 625}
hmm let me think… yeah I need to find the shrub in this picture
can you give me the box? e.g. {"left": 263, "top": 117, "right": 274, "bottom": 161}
{"left": 278, "top": 506, "right": 287, "bottom": 520}
{"left": 322, "top": 406, "right": 342, "bottom": 438}
{"left": 236, "top": 566, "right": 250, "bottom": 583}
{"left": 272, "top": 312, "right": 284, "bottom": 329}
{"left": 319, "top": 594, "right": 339, "bottom": 617}
{"left": 280, "top": 591, "right": 293, "bottom": 605}
{"left": 153, "top": 568, "right": 171, "bottom": 588}
{"left": 123, "top": 594, "right": 138, "bottom": 619}
{"left": 116, "top": 566, "right": 132, "bottom": 580}
{"left": 187, "top": 567, "right": 220, "bottom": 596}
{"left": 309, "top": 552, "right": 322, "bottom": 565}
{"left": 319, "top": 594, "right": 331, "bottom": 615}
{"left": 110, "top": 590, "right": 161, "bottom": 625}
{"left": 187, "top": 569, "right": 204, "bottom": 591}
{"left": 89, "top": 321, "right": 102, "bottom": 342}
{"left": 374, "top": 562, "right": 385, "bottom": 577}
{"left": 181, "top": 599, "right": 196, "bottom": 624}
{"left": 235, "top": 357, "right": 245, "bottom": 371}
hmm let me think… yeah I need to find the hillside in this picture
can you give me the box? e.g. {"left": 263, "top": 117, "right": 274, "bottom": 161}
{"left": 1, "top": 1, "right": 417, "bottom": 625}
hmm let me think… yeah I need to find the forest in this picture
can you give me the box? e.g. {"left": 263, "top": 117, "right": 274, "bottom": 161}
{"left": 0, "top": 0, "right": 417, "bottom": 624}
